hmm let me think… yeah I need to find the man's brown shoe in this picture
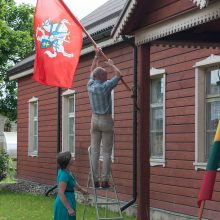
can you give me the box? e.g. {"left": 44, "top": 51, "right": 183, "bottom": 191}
{"left": 101, "top": 181, "right": 110, "bottom": 188}
{"left": 94, "top": 181, "right": 100, "bottom": 188}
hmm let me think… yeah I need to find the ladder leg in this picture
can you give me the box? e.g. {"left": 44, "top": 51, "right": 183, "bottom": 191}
{"left": 88, "top": 147, "right": 124, "bottom": 220}
{"left": 105, "top": 189, "right": 108, "bottom": 218}
{"left": 111, "top": 172, "right": 123, "bottom": 219}
{"left": 82, "top": 170, "right": 91, "bottom": 220}
{"left": 88, "top": 146, "right": 100, "bottom": 220}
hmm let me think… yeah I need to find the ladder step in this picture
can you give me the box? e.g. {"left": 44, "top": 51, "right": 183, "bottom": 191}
{"left": 97, "top": 201, "right": 119, "bottom": 205}
{"left": 88, "top": 186, "right": 114, "bottom": 191}
{"left": 99, "top": 218, "right": 123, "bottom": 220}
{"left": 84, "top": 147, "right": 124, "bottom": 220}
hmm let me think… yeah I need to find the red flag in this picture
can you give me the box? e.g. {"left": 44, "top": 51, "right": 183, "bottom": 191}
{"left": 33, "top": 0, "right": 83, "bottom": 88}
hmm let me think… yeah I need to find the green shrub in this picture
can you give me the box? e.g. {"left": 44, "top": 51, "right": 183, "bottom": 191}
{"left": 7, "top": 156, "right": 16, "bottom": 179}
{"left": 0, "top": 148, "right": 9, "bottom": 181}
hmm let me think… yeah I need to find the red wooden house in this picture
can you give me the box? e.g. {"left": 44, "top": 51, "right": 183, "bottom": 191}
{"left": 8, "top": 0, "right": 220, "bottom": 219}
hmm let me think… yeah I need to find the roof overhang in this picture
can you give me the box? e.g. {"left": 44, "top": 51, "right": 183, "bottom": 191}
{"left": 135, "top": 1, "right": 220, "bottom": 45}
{"left": 9, "top": 68, "right": 34, "bottom": 80}
{"left": 191, "top": 0, "right": 209, "bottom": 9}
{"left": 112, "top": 0, "right": 137, "bottom": 41}
{"left": 112, "top": 0, "right": 217, "bottom": 44}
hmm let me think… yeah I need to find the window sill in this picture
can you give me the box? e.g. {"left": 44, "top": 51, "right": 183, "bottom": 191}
{"left": 28, "top": 153, "right": 38, "bottom": 157}
{"left": 194, "top": 162, "right": 220, "bottom": 171}
{"left": 193, "top": 162, "right": 206, "bottom": 170}
{"left": 71, "top": 152, "right": 75, "bottom": 160}
{"left": 150, "top": 159, "right": 165, "bottom": 167}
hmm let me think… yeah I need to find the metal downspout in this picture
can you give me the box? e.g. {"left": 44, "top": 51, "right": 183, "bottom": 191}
{"left": 45, "top": 88, "right": 61, "bottom": 196}
{"left": 121, "top": 35, "right": 138, "bottom": 212}
{"left": 57, "top": 87, "right": 61, "bottom": 153}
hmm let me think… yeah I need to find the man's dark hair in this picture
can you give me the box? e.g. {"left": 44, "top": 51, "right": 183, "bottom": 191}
{"left": 57, "top": 151, "right": 72, "bottom": 169}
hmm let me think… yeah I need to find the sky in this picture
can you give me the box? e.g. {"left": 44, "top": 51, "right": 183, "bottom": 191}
{"left": 15, "top": 0, "right": 109, "bottom": 19}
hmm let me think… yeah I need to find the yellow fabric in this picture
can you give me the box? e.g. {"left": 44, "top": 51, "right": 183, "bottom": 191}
{"left": 214, "top": 120, "right": 220, "bottom": 141}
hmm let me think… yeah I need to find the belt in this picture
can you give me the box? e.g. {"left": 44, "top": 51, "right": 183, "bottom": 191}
{"left": 65, "top": 190, "right": 74, "bottom": 193}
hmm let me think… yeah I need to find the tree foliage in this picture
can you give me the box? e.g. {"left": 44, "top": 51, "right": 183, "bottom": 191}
{"left": 0, "top": 148, "right": 9, "bottom": 181}
{"left": 0, "top": 0, "right": 34, "bottom": 121}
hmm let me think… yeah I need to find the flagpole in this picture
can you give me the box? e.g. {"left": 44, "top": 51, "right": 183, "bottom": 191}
{"left": 198, "top": 200, "right": 205, "bottom": 220}
{"left": 59, "top": 0, "right": 131, "bottom": 92}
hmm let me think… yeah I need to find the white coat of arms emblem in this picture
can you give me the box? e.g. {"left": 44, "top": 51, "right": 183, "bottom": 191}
{"left": 36, "top": 18, "right": 74, "bottom": 58}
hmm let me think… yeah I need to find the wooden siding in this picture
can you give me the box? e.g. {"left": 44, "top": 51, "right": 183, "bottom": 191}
{"left": 150, "top": 45, "right": 220, "bottom": 218}
{"left": 17, "top": 40, "right": 220, "bottom": 217}
{"left": 140, "top": 0, "right": 196, "bottom": 28}
{"left": 17, "top": 77, "right": 58, "bottom": 185}
{"left": 17, "top": 42, "right": 134, "bottom": 201}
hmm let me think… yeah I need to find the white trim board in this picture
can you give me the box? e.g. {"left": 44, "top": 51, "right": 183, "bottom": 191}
{"left": 192, "top": 0, "right": 209, "bottom": 9}
{"left": 112, "top": 0, "right": 137, "bottom": 41}
{"left": 9, "top": 68, "right": 34, "bottom": 80}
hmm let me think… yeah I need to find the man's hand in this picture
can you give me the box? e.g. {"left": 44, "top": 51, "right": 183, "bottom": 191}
{"left": 105, "top": 59, "right": 122, "bottom": 78}
{"left": 91, "top": 47, "right": 102, "bottom": 72}
{"left": 105, "top": 59, "right": 114, "bottom": 66}
{"left": 95, "top": 47, "right": 102, "bottom": 59}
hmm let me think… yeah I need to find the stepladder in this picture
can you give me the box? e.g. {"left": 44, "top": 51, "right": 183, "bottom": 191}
{"left": 81, "top": 147, "right": 124, "bottom": 220}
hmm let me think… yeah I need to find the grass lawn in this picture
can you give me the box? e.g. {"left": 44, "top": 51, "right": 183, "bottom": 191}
{"left": 0, "top": 189, "right": 136, "bottom": 220}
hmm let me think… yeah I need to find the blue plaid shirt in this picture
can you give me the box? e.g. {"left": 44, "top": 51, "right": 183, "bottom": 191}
{"left": 87, "top": 76, "right": 120, "bottom": 114}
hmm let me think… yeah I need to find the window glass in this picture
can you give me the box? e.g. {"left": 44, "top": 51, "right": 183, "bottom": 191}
{"left": 34, "top": 121, "right": 38, "bottom": 135}
{"left": 68, "top": 117, "right": 74, "bottom": 134}
{"left": 206, "top": 69, "right": 220, "bottom": 95}
{"left": 34, "top": 136, "right": 38, "bottom": 152}
{"left": 150, "top": 77, "right": 164, "bottom": 158}
{"left": 34, "top": 103, "right": 38, "bottom": 117}
{"left": 69, "top": 97, "right": 74, "bottom": 113}
{"left": 62, "top": 91, "right": 75, "bottom": 155}
{"left": 205, "top": 68, "right": 220, "bottom": 160}
{"left": 28, "top": 99, "right": 38, "bottom": 156}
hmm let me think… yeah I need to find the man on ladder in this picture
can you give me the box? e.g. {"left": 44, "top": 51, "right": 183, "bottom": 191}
{"left": 85, "top": 47, "right": 124, "bottom": 220}
{"left": 87, "top": 47, "right": 122, "bottom": 189}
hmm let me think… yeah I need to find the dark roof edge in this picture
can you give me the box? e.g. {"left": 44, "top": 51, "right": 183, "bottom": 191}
{"left": 111, "top": 0, "right": 137, "bottom": 39}
{"left": 85, "top": 10, "right": 121, "bottom": 30}
{"left": 8, "top": 57, "right": 35, "bottom": 76}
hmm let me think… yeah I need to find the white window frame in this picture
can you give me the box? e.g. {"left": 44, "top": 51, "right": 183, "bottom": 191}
{"left": 62, "top": 89, "right": 76, "bottom": 157}
{"left": 194, "top": 54, "right": 220, "bottom": 170}
{"left": 150, "top": 67, "right": 166, "bottom": 167}
{"left": 28, "top": 96, "right": 38, "bottom": 156}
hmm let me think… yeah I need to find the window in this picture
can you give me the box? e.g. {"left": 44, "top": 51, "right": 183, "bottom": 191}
{"left": 150, "top": 67, "right": 166, "bottom": 167}
{"left": 205, "top": 68, "right": 220, "bottom": 159}
{"left": 195, "top": 55, "right": 220, "bottom": 170}
{"left": 62, "top": 90, "right": 76, "bottom": 156}
{"left": 28, "top": 97, "right": 38, "bottom": 156}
